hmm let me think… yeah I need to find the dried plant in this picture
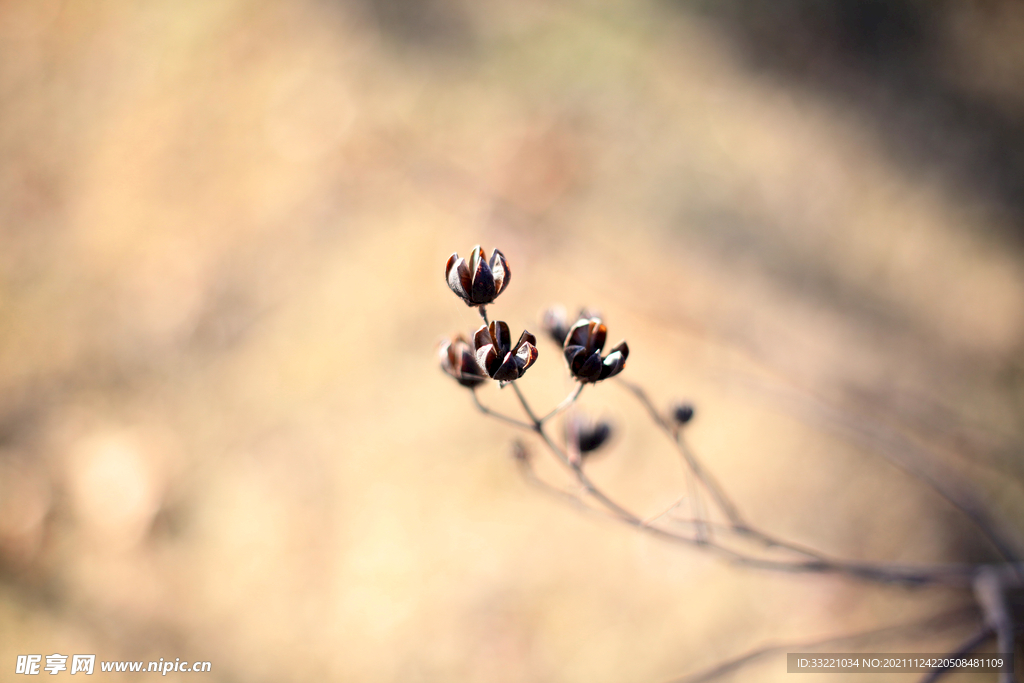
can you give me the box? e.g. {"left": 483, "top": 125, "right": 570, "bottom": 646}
{"left": 438, "top": 245, "right": 1022, "bottom": 683}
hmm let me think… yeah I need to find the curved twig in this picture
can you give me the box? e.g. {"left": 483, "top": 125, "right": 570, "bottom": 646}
{"left": 618, "top": 378, "right": 744, "bottom": 526}
{"left": 493, "top": 376, "right": 1004, "bottom": 587}
{"left": 735, "top": 377, "right": 1024, "bottom": 566}
{"left": 470, "top": 389, "right": 534, "bottom": 430}
{"left": 539, "top": 384, "right": 584, "bottom": 424}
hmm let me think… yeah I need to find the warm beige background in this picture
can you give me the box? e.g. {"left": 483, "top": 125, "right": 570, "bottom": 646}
{"left": 0, "top": 1, "right": 1023, "bottom": 681}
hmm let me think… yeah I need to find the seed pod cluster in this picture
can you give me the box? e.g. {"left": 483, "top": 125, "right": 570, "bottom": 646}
{"left": 440, "top": 250, "right": 629, "bottom": 388}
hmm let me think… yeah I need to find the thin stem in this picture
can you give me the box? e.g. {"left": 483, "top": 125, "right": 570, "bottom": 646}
{"left": 546, "top": 432, "right": 649, "bottom": 525}
{"left": 619, "top": 378, "right": 744, "bottom": 526}
{"left": 510, "top": 381, "right": 542, "bottom": 427}
{"left": 478, "top": 305, "right": 489, "bottom": 325}
{"left": 508, "top": 381, "right": 651, "bottom": 524}
{"left": 685, "top": 470, "right": 709, "bottom": 543}
{"left": 516, "top": 456, "right": 607, "bottom": 518}
{"left": 618, "top": 378, "right": 835, "bottom": 562}
{"left": 848, "top": 418, "right": 1021, "bottom": 566}
{"left": 500, "top": 377, "right": 1024, "bottom": 587}
{"left": 467, "top": 365, "right": 1024, "bottom": 683}
{"left": 470, "top": 389, "right": 534, "bottom": 430}
{"left": 530, "top": 425, "right": 869, "bottom": 577}
{"left": 663, "top": 517, "right": 820, "bottom": 560}
{"left": 539, "top": 384, "right": 585, "bottom": 424}
{"left": 743, "top": 378, "right": 1023, "bottom": 566}
{"left": 974, "top": 568, "right": 1016, "bottom": 683}
{"left": 521, "top": 384, "right": 1005, "bottom": 585}
{"left": 676, "top": 432, "right": 743, "bottom": 528}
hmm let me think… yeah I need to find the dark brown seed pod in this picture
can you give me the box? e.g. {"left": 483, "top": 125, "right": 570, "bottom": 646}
{"left": 438, "top": 333, "right": 488, "bottom": 388}
{"left": 541, "top": 305, "right": 602, "bottom": 346}
{"left": 672, "top": 403, "right": 695, "bottom": 425}
{"left": 570, "top": 416, "right": 613, "bottom": 455}
{"left": 445, "top": 245, "right": 511, "bottom": 306}
{"left": 541, "top": 305, "right": 571, "bottom": 346}
{"left": 562, "top": 317, "right": 628, "bottom": 383}
{"left": 473, "top": 321, "right": 538, "bottom": 382}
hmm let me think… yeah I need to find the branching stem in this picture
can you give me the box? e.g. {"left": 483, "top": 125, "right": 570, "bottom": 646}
{"left": 485, "top": 375, "right": 1011, "bottom": 587}
{"left": 539, "top": 384, "right": 584, "bottom": 424}
{"left": 470, "top": 389, "right": 534, "bottom": 430}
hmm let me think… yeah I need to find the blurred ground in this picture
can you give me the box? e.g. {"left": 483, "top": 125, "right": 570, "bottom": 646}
{"left": 0, "top": 1, "right": 1023, "bottom": 681}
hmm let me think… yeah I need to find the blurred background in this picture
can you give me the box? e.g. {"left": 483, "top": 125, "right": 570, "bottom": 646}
{"left": 1, "top": 0, "right": 1023, "bottom": 680}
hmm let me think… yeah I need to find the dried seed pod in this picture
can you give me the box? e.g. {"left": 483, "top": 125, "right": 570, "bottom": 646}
{"left": 567, "top": 415, "right": 614, "bottom": 457}
{"left": 473, "top": 321, "right": 538, "bottom": 382}
{"left": 578, "top": 421, "right": 613, "bottom": 454}
{"left": 672, "top": 403, "right": 695, "bottom": 425}
{"left": 541, "top": 305, "right": 571, "bottom": 346}
{"left": 438, "top": 334, "right": 488, "bottom": 388}
{"left": 562, "top": 317, "right": 628, "bottom": 383}
{"left": 510, "top": 440, "right": 531, "bottom": 463}
{"left": 540, "top": 305, "right": 601, "bottom": 346}
{"left": 445, "top": 246, "right": 511, "bottom": 306}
